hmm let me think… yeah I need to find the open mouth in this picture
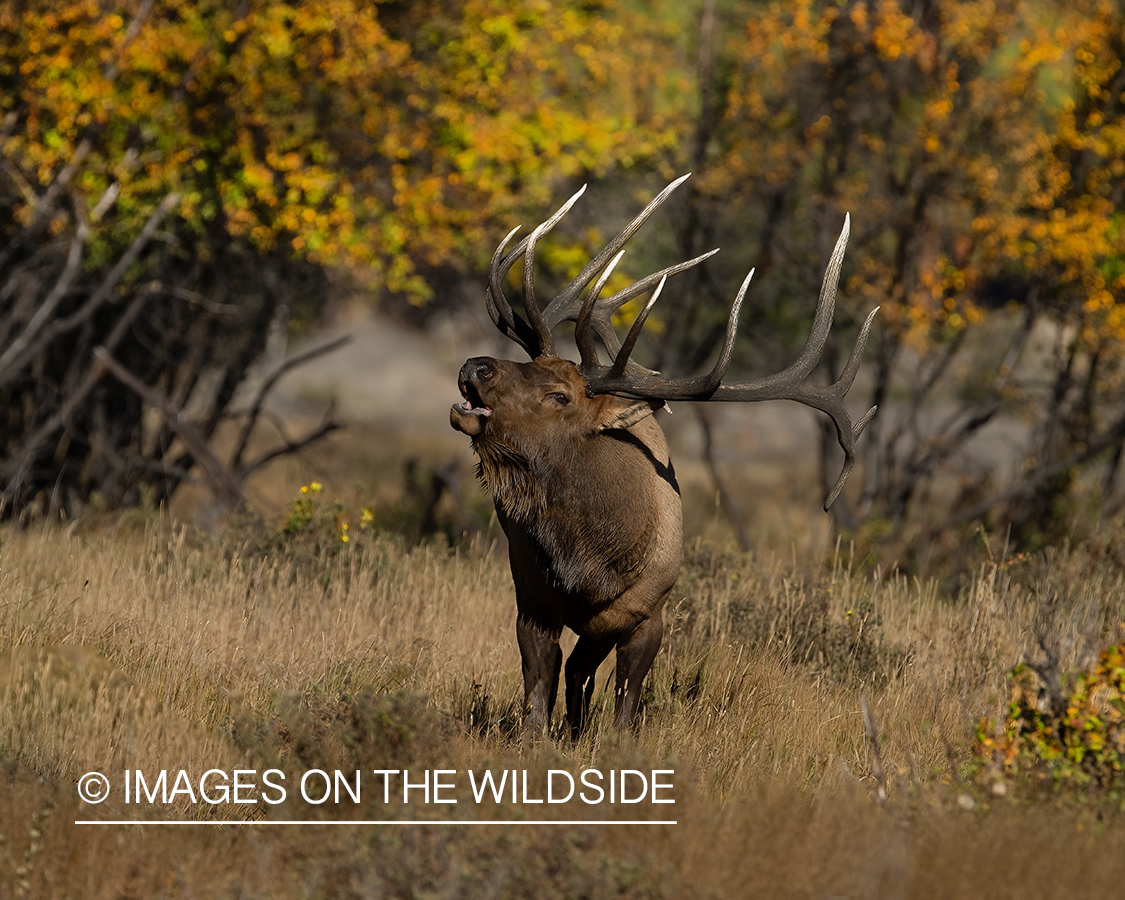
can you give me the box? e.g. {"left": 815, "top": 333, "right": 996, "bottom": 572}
{"left": 455, "top": 383, "right": 491, "bottom": 417}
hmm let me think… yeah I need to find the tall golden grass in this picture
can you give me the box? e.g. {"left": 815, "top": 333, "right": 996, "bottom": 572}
{"left": 2, "top": 446, "right": 1124, "bottom": 897}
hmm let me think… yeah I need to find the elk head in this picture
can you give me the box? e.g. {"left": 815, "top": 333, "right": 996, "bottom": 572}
{"left": 451, "top": 355, "right": 664, "bottom": 520}
{"left": 452, "top": 175, "right": 877, "bottom": 739}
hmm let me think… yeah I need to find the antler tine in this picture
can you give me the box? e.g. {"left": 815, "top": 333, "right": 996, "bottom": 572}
{"left": 820, "top": 395, "right": 879, "bottom": 509}
{"left": 583, "top": 213, "right": 878, "bottom": 509}
{"left": 608, "top": 275, "right": 666, "bottom": 378}
{"left": 594, "top": 266, "right": 754, "bottom": 392}
{"left": 580, "top": 248, "right": 721, "bottom": 366}
{"left": 486, "top": 185, "right": 588, "bottom": 359}
{"left": 765, "top": 212, "right": 850, "bottom": 389}
{"left": 816, "top": 304, "right": 880, "bottom": 508}
{"left": 486, "top": 225, "right": 541, "bottom": 356}
{"left": 838, "top": 305, "right": 879, "bottom": 439}
{"left": 586, "top": 216, "right": 849, "bottom": 402}
{"left": 543, "top": 173, "right": 693, "bottom": 330}
{"left": 486, "top": 175, "right": 704, "bottom": 365}
{"left": 710, "top": 291, "right": 878, "bottom": 510}
{"left": 522, "top": 184, "right": 588, "bottom": 357}
{"left": 574, "top": 249, "right": 625, "bottom": 369}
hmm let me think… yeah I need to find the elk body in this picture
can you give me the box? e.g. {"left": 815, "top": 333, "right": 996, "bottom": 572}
{"left": 451, "top": 176, "right": 877, "bottom": 738}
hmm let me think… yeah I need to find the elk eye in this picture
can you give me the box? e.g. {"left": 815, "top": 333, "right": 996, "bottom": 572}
{"left": 547, "top": 392, "right": 570, "bottom": 406}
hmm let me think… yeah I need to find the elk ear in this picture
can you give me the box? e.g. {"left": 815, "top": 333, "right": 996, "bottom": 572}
{"left": 597, "top": 397, "right": 666, "bottom": 432}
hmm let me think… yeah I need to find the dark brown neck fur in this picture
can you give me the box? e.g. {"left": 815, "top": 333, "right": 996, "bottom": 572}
{"left": 473, "top": 438, "right": 545, "bottom": 524}
{"left": 472, "top": 430, "right": 661, "bottom": 603}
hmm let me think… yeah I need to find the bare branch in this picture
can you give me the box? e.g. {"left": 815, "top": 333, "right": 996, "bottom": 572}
{"left": 230, "top": 334, "right": 351, "bottom": 470}
{"left": 93, "top": 347, "right": 244, "bottom": 509}
{"left": 937, "top": 404, "right": 1125, "bottom": 530}
{"left": 0, "top": 218, "right": 91, "bottom": 380}
{"left": 0, "top": 193, "right": 180, "bottom": 390}
{"left": 694, "top": 406, "right": 750, "bottom": 551}
{"left": 0, "top": 283, "right": 158, "bottom": 503}
{"left": 236, "top": 410, "right": 343, "bottom": 479}
{"left": 0, "top": 137, "right": 92, "bottom": 273}
{"left": 881, "top": 300, "right": 1038, "bottom": 521}
{"left": 0, "top": 110, "right": 16, "bottom": 151}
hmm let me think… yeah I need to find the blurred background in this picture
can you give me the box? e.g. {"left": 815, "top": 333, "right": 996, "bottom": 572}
{"left": 1, "top": 0, "right": 1123, "bottom": 576}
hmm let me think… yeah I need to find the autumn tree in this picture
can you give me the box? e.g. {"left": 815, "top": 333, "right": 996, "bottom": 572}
{"left": 0, "top": 0, "right": 684, "bottom": 519}
{"left": 660, "top": 0, "right": 1125, "bottom": 560}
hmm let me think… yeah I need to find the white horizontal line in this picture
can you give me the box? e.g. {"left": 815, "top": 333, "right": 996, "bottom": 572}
{"left": 76, "top": 819, "right": 676, "bottom": 826}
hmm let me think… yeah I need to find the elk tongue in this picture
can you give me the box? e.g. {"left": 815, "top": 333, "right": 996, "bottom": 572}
{"left": 455, "top": 398, "right": 491, "bottom": 416}
{"left": 450, "top": 398, "right": 490, "bottom": 436}
{"left": 458, "top": 383, "right": 492, "bottom": 416}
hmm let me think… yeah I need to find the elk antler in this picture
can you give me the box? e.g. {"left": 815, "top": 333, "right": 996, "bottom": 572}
{"left": 586, "top": 214, "right": 878, "bottom": 510}
{"left": 485, "top": 174, "right": 718, "bottom": 365}
{"left": 485, "top": 176, "right": 878, "bottom": 510}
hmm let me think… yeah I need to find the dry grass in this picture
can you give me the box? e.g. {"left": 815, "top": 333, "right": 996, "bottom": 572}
{"left": 2, "top": 456, "right": 1125, "bottom": 897}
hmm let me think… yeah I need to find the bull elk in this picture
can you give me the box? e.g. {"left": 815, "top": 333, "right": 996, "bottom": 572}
{"left": 450, "top": 175, "right": 877, "bottom": 739}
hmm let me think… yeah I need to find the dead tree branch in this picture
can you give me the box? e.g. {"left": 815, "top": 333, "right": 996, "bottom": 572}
{"left": 236, "top": 407, "right": 343, "bottom": 480}
{"left": 93, "top": 347, "right": 244, "bottom": 508}
{"left": 694, "top": 406, "right": 750, "bottom": 551}
{"left": 0, "top": 192, "right": 180, "bottom": 389}
{"left": 230, "top": 334, "right": 351, "bottom": 471}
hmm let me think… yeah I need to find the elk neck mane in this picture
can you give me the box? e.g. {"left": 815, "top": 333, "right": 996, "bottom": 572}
{"left": 471, "top": 426, "right": 661, "bottom": 603}
{"left": 472, "top": 436, "right": 544, "bottom": 524}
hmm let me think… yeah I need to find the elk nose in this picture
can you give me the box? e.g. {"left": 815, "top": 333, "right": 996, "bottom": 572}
{"left": 459, "top": 357, "right": 495, "bottom": 386}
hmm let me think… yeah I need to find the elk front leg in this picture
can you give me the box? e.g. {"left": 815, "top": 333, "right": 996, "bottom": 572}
{"left": 564, "top": 634, "right": 615, "bottom": 740}
{"left": 612, "top": 614, "right": 663, "bottom": 730}
{"left": 517, "top": 614, "right": 562, "bottom": 736}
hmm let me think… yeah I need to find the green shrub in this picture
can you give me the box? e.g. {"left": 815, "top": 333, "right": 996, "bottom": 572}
{"left": 977, "top": 641, "right": 1125, "bottom": 789}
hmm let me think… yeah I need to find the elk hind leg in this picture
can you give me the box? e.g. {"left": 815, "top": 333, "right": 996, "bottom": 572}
{"left": 612, "top": 615, "right": 663, "bottom": 731}
{"left": 517, "top": 614, "right": 562, "bottom": 736}
{"left": 564, "top": 634, "right": 615, "bottom": 740}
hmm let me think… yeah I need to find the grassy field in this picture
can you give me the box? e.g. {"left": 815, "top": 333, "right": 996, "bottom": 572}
{"left": 2, "top": 432, "right": 1124, "bottom": 898}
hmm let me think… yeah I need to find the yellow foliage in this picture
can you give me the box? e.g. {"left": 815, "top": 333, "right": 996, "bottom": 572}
{"left": 709, "top": 0, "right": 1125, "bottom": 361}
{"left": 1, "top": 0, "right": 686, "bottom": 296}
